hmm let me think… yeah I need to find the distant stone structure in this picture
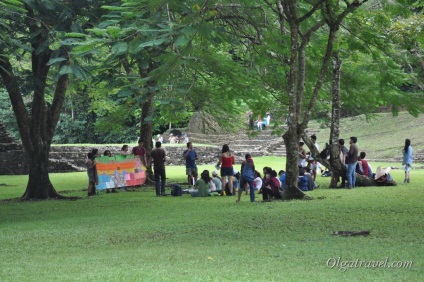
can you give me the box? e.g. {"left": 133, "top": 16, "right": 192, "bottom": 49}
{"left": 188, "top": 111, "right": 226, "bottom": 134}
{"left": 0, "top": 121, "right": 15, "bottom": 143}
{"left": 0, "top": 121, "right": 27, "bottom": 174}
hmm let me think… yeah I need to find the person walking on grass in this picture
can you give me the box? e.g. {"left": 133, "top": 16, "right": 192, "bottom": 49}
{"left": 237, "top": 154, "right": 256, "bottom": 203}
{"left": 346, "top": 137, "right": 358, "bottom": 189}
{"left": 402, "top": 138, "right": 413, "bottom": 184}
{"left": 151, "top": 141, "right": 167, "bottom": 196}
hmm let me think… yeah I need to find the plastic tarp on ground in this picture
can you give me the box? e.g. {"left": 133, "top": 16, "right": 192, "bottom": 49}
{"left": 95, "top": 155, "right": 146, "bottom": 190}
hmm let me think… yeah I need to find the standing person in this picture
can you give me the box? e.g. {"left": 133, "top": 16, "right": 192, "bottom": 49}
{"left": 309, "top": 134, "right": 320, "bottom": 181}
{"left": 216, "top": 144, "right": 235, "bottom": 195}
{"left": 338, "top": 139, "right": 348, "bottom": 188}
{"left": 150, "top": 141, "right": 167, "bottom": 196}
{"left": 86, "top": 152, "right": 97, "bottom": 196}
{"left": 346, "top": 136, "right": 359, "bottom": 189}
{"left": 298, "top": 142, "right": 307, "bottom": 168}
{"left": 402, "top": 138, "right": 413, "bottom": 184}
{"left": 132, "top": 138, "right": 148, "bottom": 166}
{"left": 183, "top": 142, "right": 198, "bottom": 186}
{"left": 237, "top": 154, "right": 256, "bottom": 203}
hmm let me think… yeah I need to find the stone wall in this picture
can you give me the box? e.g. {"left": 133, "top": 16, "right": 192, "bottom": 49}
{"left": 0, "top": 143, "right": 27, "bottom": 175}
{"left": 0, "top": 145, "right": 225, "bottom": 175}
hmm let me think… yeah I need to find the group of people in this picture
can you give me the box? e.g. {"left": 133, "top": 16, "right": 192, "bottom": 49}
{"left": 164, "top": 133, "right": 189, "bottom": 144}
{"left": 86, "top": 139, "right": 153, "bottom": 196}
{"left": 87, "top": 132, "right": 415, "bottom": 198}
{"left": 182, "top": 143, "right": 292, "bottom": 202}
{"left": 247, "top": 112, "right": 271, "bottom": 131}
{"left": 297, "top": 134, "right": 321, "bottom": 190}
{"left": 336, "top": 137, "right": 413, "bottom": 188}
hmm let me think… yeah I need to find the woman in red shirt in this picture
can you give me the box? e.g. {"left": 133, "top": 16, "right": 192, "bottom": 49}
{"left": 216, "top": 144, "right": 235, "bottom": 195}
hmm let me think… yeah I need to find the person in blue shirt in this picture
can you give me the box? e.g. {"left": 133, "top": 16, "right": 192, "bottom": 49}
{"left": 183, "top": 142, "right": 198, "bottom": 186}
{"left": 278, "top": 170, "right": 286, "bottom": 189}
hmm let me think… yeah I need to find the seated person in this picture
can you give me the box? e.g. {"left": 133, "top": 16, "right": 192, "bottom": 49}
{"left": 262, "top": 170, "right": 282, "bottom": 201}
{"left": 253, "top": 171, "right": 262, "bottom": 191}
{"left": 190, "top": 170, "right": 211, "bottom": 197}
{"left": 157, "top": 134, "right": 164, "bottom": 143}
{"left": 255, "top": 114, "right": 263, "bottom": 130}
{"left": 168, "top": 133, "right": 176, "bottom": 144}
{"left": 278, "top": 170, "right": 286, "bottom": 189}
{"left": 183, "top": 134, "right": 189, "bottom": 144}
{"left": 298, "top": 167, "right": 311, "bottom": 191}
{"left": 357, "top": 151, "right": 373, "bottom": 178}
{"left": 211, "top": 171, "right": 222, "bottom": 193}
{"left": 262, "top": 117, "right": 268, "bottom": 128}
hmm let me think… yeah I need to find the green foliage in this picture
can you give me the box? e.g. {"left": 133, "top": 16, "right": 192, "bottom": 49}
{"left": 0, "top": 89, "right": 19, "bottom": 139}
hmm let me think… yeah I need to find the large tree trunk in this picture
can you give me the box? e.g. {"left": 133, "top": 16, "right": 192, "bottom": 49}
{"left": 282, "top": 126, "right": 307, "bottom": 199}
{"left": 22, "top": 144, "right": 64, "bottom": 199}
{"left": 328, "top": 52, "right": 345, "bottom": 188}
{"left": 140, "top": 93, "right": 155, "bottom": 184}
{"left": 0, "top": 5, "right": 71, "bottom": 200}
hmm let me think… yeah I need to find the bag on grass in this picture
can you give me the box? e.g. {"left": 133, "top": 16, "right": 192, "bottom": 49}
{"left": 171, "top": 184, "right": 182, "bottom": 196}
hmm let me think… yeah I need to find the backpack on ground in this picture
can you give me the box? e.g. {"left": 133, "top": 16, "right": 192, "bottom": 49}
{"left": 171, "top": 184, "right": 182, "bottom": 196}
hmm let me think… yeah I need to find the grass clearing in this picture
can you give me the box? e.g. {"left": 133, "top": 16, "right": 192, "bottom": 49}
{"left": 0, "top": 157, "right": 423, "bottom": 281}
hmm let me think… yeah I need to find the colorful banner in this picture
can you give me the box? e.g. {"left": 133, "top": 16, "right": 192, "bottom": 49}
{"left": 95, "top": 155, "right": 146, "bottom": 190}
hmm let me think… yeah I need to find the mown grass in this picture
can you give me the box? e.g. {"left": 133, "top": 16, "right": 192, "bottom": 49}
{"left": 0, "top": 156, "right": 423, "bottom": 281}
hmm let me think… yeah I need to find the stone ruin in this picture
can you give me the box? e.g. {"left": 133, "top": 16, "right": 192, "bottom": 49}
{"left": 0, "top": 116, "right": 289, "bottom": 175}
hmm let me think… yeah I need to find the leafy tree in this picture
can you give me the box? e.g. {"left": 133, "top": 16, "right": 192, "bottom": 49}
{"left": 0, "top": 0, "right": 110, "bottom": 199}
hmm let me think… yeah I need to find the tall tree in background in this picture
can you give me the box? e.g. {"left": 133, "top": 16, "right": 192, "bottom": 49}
{"left": 0, "top": 0, "right": 106, "bottom": 199}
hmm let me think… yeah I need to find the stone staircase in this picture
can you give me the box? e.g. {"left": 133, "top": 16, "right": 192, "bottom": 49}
{"left": 189, "top": 127, "right": 286, "bottom": 159}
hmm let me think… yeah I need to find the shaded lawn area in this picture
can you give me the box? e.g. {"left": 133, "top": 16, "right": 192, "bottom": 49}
{"left": 0, "top": 158, "right": 423, "bottom": 281}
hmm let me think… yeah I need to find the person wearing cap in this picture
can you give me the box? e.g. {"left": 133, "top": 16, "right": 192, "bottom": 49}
{"left": 211, "top": 171, "right": 222, "bottom": 193}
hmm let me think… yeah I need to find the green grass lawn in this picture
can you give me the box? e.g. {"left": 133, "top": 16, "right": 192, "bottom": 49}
{"left": 0, "top": 156, "right": 423, "bottom": 281}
